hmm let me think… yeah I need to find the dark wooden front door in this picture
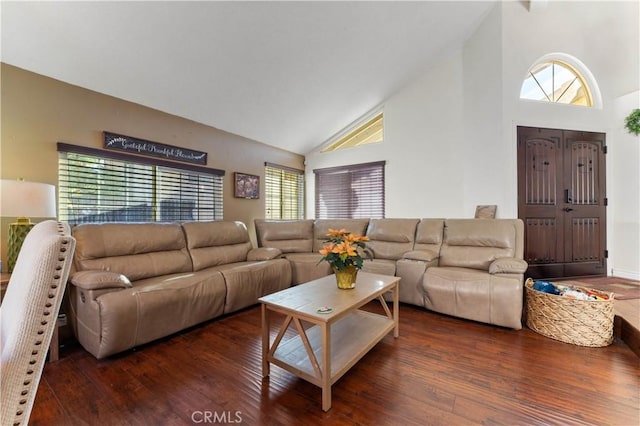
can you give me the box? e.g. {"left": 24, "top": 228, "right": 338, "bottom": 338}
{"left": 517, "top": 126, "right": 607, "bottom": 279}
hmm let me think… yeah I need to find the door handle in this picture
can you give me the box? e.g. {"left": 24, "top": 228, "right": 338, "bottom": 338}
{"left": 563, "top": 207, "right": 574, "bottom": 212}
{"left": 565, "top": 189, "right": 573, "bottom": 203}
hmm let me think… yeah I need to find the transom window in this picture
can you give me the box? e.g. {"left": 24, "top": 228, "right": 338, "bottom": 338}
{"left": 58, "top": 143, "right": 223, "bottom": 224}
{"left": 264, "top": 162, "right": 305, "bottom": 220}
{"left": 322, "top": 111, "right": 383, "bottom": 152}
{"left": 314, "top": 161, "right": 385, "bottom": 219}
{"left": 520, "top": 60, "right": 592, "bottom": 106}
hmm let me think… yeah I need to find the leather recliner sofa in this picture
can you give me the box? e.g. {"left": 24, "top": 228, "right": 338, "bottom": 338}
{"left": 67, "top": 220, "right": 290, "bottom": 359}
{"left": 255, "top": 218, "right": 527, "bottom": 330}
{"left": 68, "top": 217, "right": 526, "bottom": 359}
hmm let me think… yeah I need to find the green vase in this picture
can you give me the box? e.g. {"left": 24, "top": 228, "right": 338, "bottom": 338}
{"left": 333, "top": 266, "right": 358, "bottom": 289}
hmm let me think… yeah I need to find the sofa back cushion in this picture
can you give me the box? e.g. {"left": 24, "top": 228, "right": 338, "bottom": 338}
{"left": 312, "top": 219, "right": 370, "bottom": 252}
{"left": 73, "top": 222, "right": 192, "bottom": 281}
{"left": 182, "top": 221, "right": 252, "bottom": 271}
{"left": 439, "top": 219, "right": 524, "bottom": 270}
{"left": 254, "top": 219, "right": 314, "bottom": 253}
{"left": 365, "top": 219, "right": 420, "bottom": 260}
{"left": 413, "top": 219, "right": 445, "bottom": 253}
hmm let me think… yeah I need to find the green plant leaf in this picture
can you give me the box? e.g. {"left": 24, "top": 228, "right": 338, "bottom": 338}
{"left": 625, "top": 108, "right": 640, "bottom": 136}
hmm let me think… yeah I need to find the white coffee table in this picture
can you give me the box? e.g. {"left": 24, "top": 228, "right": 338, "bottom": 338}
{"left": 259, "top": 271, "right": 400, "bottom": 411}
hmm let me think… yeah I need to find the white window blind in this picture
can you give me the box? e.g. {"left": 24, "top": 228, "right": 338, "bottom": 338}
{"left": 57, "top": 143, "right": 223, "bottom": 224}
{"left": 314, "top": 161, "right": 385, "bottom": 219}
{"left": 265, "top": 162, "right": 304, "bottom": 220}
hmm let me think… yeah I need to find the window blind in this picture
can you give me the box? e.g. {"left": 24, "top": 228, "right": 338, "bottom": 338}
{"left": 314, "top": 161, "right": 385, "bottom": 219}
{"left": 265, "top": 163, "right": 305, "bottom": 220}
{"left": 57, "top": 143, "right": 224, "bottom": 224}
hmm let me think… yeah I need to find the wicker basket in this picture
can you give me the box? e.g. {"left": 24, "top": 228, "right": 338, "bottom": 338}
{"left": 524, "top": 278, "right": 614, "bottom": 347}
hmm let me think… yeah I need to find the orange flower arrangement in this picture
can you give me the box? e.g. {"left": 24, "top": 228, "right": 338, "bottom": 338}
{"left": 318, "top": 228, "right": 371, "bottom": 271}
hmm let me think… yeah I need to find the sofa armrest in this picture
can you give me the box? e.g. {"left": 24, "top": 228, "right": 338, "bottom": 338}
{"left": 247, "top": 247, "right": 283, "bottom": 261}
{"left": 402, "top": 249, "right": 439, "bottom": 262}
{"left": 70, "top": 270, "right": 132, "bottom": 290}
{"left": 489, "top": 258, "right": 528, "bottom": 274}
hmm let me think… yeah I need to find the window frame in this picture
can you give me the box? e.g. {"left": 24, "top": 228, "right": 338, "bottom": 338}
{"left": 264, "top": 162, "right": 305, "bottom": 220}
{"left": 321, "top": 108, "right": 384, "bottom": 153}
{"left": 57, "top": 142, "right": 224, "bottom": 224}
{"left": 519, "top": 53, "right": 602, "bottom": 109}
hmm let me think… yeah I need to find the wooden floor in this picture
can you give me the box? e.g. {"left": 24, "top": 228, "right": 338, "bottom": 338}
{"left": 30, "top": 280, "right": 639, "bottom": 426}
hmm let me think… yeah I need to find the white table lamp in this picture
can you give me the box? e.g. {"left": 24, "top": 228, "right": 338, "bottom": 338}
{"left": 1, "top": 179, "right": 57, "bottom": 272}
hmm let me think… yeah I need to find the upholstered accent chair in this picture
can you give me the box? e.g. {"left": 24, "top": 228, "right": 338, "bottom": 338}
{"left": 1, "top": 221, "right": 76, "bottom": 425}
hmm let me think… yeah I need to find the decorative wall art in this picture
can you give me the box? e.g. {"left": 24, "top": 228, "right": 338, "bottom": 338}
{"left": 234, "top": 172, "right": 260, "bottom": 199}
{"left": 104, "top": 132, "right": 207, "bottom": 165}
{"left": 474, "top": 205, "right": 497, "bottom": 219}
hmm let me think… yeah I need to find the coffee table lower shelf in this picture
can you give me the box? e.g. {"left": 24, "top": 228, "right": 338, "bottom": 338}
{"left": 269, "top": 310, "right": 394, "bottom": 387}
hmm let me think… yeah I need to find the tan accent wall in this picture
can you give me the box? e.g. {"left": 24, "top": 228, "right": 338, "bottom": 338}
{"left": 0, "top": 63, "right": 304, "bottom": 267}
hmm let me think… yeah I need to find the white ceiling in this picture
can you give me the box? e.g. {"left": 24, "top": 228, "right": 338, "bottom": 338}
{"left": 1, "top": 1, "right": 495, "bottom": 155}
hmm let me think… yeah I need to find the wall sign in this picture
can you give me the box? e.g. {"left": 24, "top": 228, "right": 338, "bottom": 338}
{"left": 104, "top": 132, "right": 207, "bottom": 165}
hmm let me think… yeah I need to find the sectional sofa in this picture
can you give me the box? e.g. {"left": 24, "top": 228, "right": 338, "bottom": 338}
{"left": 67, "top": 221, "right": 290, "bottom": 359}
{"left": 256, "top": 218, "right": 527, "bottom": 330}
{"left": 67, "top": 217, "right": 526, "bottom": 359}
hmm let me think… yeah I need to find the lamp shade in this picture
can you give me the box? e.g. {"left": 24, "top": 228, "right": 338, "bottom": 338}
{"left": 1, "top": 179, "right": 57, "bottom": 218}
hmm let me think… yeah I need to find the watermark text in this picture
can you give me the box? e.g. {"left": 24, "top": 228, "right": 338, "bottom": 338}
{"left": 191, "top": 410, "right": 242, "bottom": 424}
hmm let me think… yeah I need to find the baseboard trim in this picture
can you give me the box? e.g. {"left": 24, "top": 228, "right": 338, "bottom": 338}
{"left": 612, "top": 269, "right": 640, "bottom": 281}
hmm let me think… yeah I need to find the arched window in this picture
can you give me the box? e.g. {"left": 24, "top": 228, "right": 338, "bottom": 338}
{"left": 520, "top": 54, "right": 601, "bottom": 108}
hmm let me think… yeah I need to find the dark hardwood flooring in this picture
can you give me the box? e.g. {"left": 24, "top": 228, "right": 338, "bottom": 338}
{"left": 31, "top": 281, "right": 639, "bottom": 426}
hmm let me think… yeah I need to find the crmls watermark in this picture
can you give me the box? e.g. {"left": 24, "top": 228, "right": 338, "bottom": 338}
{"left": 191, "top": 410, "right": 242, "bottom": 424}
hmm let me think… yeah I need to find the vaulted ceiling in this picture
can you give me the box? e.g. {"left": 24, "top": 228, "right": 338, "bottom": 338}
{"left": 1, "top": 1, "right": 496, "bottom": 155}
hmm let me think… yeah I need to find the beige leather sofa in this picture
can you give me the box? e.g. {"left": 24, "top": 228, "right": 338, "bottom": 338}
{"left": 67, "top": 221, "right": 290, "bottom": 359}
{"left": 68, "top": 217, "right": 526, "bottom": 359}
{"left": 254, "top": 218, "right": 370, "bottom": 285}
{"left": 255, "top": 218, "right": 527, "bottom": 329}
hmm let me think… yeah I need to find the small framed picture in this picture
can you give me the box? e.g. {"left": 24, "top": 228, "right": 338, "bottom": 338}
{"left": 234, "top": 172, "right": 260, "bottom": 199}
{"left": 474, "top": 205, "right": 497, "bottom": 219}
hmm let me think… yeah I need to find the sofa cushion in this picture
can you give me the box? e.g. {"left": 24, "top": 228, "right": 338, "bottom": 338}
{"left": 361, "top": 259, "right": 396, "bottom": 276}
{"left": 254, "top": 219, "right": 314, "bottom": 253}
{"left": 282, "top": 253, "right": 332, "bottom": 285}
{"left": 365, "top": 219, "right": 420, "bottom": 260}
{"left": 212, "top": 259, "right": 292, "bottom": 313}
{"left": 439, "top": 219, "right": 523, "bottom": 271}
{"left": 395, "top": 258, "right": 434, "bottom": 307}
{"left": 312, "top": 219, "right": 370, "bottom": 252}
{"left": 73, "top": 223, "right": 192, "bottom": 281}
{"left": 413, "top": 219, "right": 444, "bottom": 252}
{"left": 183, "top": 221, "right": 253, "bottom": 271}
{"left": 423, "top": 266, "right": 523, "bottom": 329}
{"left": 89, "top": 270, "right": 227, "bottom": 358}
{"left": 247, "top": 247, "right": 282, "bottom": 261}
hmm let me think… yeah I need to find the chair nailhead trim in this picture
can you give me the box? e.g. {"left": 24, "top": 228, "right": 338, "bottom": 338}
{"left": 12, "top": 222, "right": 72, "bottom": 425}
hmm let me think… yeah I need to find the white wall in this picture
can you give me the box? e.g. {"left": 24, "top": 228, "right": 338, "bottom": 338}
{"left": 305, "top": 1, "right": 639, "bottom": 278}
{"left": 500, "top": 1, "right": 640, "bottom": 279}
{"left": 501, "top": 1, "right": 638, "bottom": 133}
{"left": 461, "top": 3, "right": 507, "bottom": 216}
{"left": 306, "top": 50, "right": 466, "bottom": 219}
{"left": 609, "top": 91, "right": 640, "bottom": 279}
